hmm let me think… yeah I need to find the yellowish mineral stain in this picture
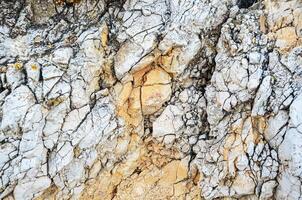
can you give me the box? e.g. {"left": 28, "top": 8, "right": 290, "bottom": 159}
{"left": 80, "top": 136, "right": 201, "bottom": 200}
{"left": 101, "top": 24, "right": 109, "bottom": 49}
{"left": 116, "top": 65, "right": 172, "bottom": 131}
{"left": 259, "top": 15, "right": 267, "bottom": 33}
{"left": 45, "top": 97, "right": 65, "bottom": 108}
{"left": 14, "top": 62, "right": 23, "bottom": 70}
{"left": 263, "top": 0, "right": 302, "bottom": 52}
{"left": 31, "top": 64, "right": 38, "bottom": 70}
{"left": 275, "top": 27, "right": 298, "bottom": 51}
{"left": 34, "top": 185, "right": 58, "bottom": 200}
{"left": 141, "top": 84, "right": 171, "bottom": 115}
{"left": 79, "top": 59, "right": 200, "bottom": 199}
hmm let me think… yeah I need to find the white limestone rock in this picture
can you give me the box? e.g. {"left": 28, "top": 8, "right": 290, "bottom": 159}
{"left": 51, "top": 47, "right": 73, "bottom": 66}
{"left": 251, "top": 76, "right": 272, "bottom": 116}
{"left": 0, "top": 0, "right": 301, "bottom": 199}
{"left": 13, "top": 176, "right": 51, "bottom": 200}
{"left": 153, "top": 105, "right": 184, "bottom": 139}
{"left": 1, "top": 85, "right": 36, "bottom": 133}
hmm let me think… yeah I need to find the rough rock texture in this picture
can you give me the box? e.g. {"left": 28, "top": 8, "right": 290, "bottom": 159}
{"left": 0, "top": 0, "right": 302, "bottom": 199}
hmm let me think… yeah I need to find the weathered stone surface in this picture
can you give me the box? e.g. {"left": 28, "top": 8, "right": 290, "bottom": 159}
{"left": 153, "top": 105, "right": 184, "bottom": 139}
{"left": 0, "top": 0, "right": 302, "bottom": 199}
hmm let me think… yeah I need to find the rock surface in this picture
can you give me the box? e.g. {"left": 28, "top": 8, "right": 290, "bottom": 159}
{"left": 0, "top": 0, "right": 302, "bottom": 199}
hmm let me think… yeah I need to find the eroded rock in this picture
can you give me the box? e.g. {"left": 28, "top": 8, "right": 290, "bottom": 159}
{"left": 0, "top": 0, "right": 302, "bottom": 199}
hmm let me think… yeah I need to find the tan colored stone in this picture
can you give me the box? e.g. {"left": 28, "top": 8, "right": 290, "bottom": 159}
{"left": 251, "top": 116, "right": 267, "bottom": 135}
{"left": 264, "top": 0, "right": 294, "bottom": 32}
{"left": 127, "top": 87, "right": 143, "bottom": 125}
{"left": 101, "top": 24, "right": 109, "bottom": 48}
{"left": 221, "top": 116, "right": 268, "bottom": 179}
{"left": 143, "top": 169, "right": 161, "bottom": 185}
{"left": 115, "top": 136, "right": 130, "bottom": 155}
{"left": 141, "top": 84, "right": 171, "bottom": 115}
{"left": 144, "top": 67, "right": 171, "bottom": 85}
{"left": 114, "top": 149, "right": 142, "bottom": 177}
{"left": 116, "top": 82, "right": 143, "bottom": 130}
{"left": 259, "top": 15, "right": 267, "bottom": 33}
{"left": 116, "top": 66, "right": 171, "bottom": 128}
{"left": 176, "top": 159, "right": 189, "bottom": 181}
{"left": 79, "top": 136, "right": 199, "bottom": 200}
{"left": 159, "top": 161, "right": 178, "bottom": 184}
{"left": 34, "top": 185, "right": 58, "bottom": 200}
{"left": 116, "top": 82, "right": 132, "bottom": 107}
{"left": 132, "top": 65, "right": 152, "bottom": 87}
{"left": 173, "top": 182, "right": 188, "bottom": 196}
{"left": 128, "top": 49, "right": 162, "bottom": 77}
{"left": 275, "top": 27, "right": 298, "bottom": 50}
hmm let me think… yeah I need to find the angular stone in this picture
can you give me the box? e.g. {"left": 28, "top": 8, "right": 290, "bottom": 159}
{"left": 251, "top": 76, "right": 272, "bottom": 116}
{"left": 275, "top": 27, "right": 298, "bottom": 50}
{"left": 0, "top": 0, "right": 301, "bottom": 199}
{"left": 153, "top": 105, "right": 184, "bottom": 138}
{"left": 141, "top": 84, "right": 171, "bottom": 115}
{"left": 14, "top": 177, "right": 51, "bottom": 200}
{"left": 143, "top": 68, "right": 171, "bottom": 85}
{"left": 141, "top": 68, "right": 172, "bottom": 115}
{"left": 1, "top": 85, "right": 36, "bottom": 133}
{"left": 52, "top": 47, "right": 73, "bottom": 66}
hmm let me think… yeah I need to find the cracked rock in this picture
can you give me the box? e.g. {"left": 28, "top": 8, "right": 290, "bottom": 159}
{"left": 0, "top": 0, "right": 302, "bottom": 199}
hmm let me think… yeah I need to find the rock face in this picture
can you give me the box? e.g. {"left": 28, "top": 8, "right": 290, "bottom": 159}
{"left": 0, "top": 0, "right": 301, "bottom": 199}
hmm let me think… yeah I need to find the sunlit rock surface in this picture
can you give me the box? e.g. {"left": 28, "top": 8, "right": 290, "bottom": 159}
{"left": 0, "top": 0, "right": 301, "bottom": 199}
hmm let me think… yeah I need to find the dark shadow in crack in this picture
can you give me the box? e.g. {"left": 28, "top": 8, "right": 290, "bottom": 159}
{"left": 238, "top": 0, "right": 257, "bottom": 9}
